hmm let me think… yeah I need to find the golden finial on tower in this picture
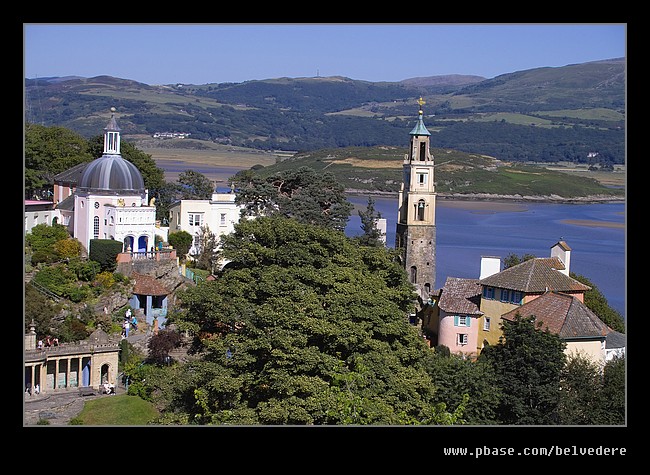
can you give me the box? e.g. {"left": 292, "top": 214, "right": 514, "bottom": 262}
{"left": 417, "top": 97, "right": 426, "bottom": 109}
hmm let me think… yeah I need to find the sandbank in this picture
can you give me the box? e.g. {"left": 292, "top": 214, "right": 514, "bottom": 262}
{"left": 561, "top": 219, "right": 625, "bottom": 229}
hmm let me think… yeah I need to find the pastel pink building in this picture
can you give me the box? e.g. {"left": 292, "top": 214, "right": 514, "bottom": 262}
{"left": 436, "top": 277, "right": 483, "bottom": 357}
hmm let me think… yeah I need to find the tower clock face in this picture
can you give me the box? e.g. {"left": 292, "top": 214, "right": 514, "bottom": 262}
{"left": 94, "top": 201, "right": 100, "bottom": 209}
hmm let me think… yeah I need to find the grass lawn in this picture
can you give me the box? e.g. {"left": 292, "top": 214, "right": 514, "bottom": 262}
{"left": 73, "top": 394, "right": 159, "bottom": 426}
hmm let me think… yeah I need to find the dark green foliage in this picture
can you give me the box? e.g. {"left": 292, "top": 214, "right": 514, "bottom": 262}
{"left": 503, "top": 252, "right": 536, "bottom": 269}
{"left": 354, "top": 196, "right": 384, "bottom": 247}
{"left": 558, "top": 354, "right": 625, "bottom": 425}
{"left": 599, "top": 355, "right": 626, "bottom": 424}
{"left": 571, "top": 273, "right": 625, "bottom": 333}
{"left": 177, "top": 170, "right": 215, "bottom": 200}
{"left": 157, "top": 216, "right": 465, "bottom": 425}
{"left": 25, "top": 62, "right": 625, "bottom": 164}
{"left": 232, "top": 166, "right": 353, "bottom": 232}
{"left": 24, "top": 123, "right": 93, "bottom": 198}
{"left": 191, "top": 226, "right": 220, "bottom": 272}
{"left": 24, "top": 284, "right": 57, "bottom": 336}
{"left": 88, "top": 239, "right": 124, "bottom": 272}
{"left": 423, "top": 351, "right": 502, "bottom": 424}
{"left": 67, "top": 257, "right": 101, "bottom": 282}
{"left": 479, "top": 315, "right": 566, "bottom": 424}
{"left": 168, "top": 231, "right": 193, "bottom": 261}
{"left": 31, "top": 264, "right": 79, "bottom": 298}
{"left": 25, "top": 223, "right": 71, "bottom": 264}
{"left": 58, "top": 314, "right": 91, "bottom": 342}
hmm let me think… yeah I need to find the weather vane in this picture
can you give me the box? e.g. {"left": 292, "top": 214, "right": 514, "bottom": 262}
{"left": 417, "top": 97, "right": 426, "bottom": 109}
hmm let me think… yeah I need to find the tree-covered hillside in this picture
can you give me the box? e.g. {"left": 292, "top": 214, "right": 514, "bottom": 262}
{"left": 25, "top": 58, "right": 625, "bottom": 165}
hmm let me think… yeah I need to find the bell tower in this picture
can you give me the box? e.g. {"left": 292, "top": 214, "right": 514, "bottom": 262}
{"left": 396, "top": 98, "right": 436, "bottom": 301}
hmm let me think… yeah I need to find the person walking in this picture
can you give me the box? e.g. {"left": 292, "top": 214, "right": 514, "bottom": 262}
{"left": 123, "top": 318, "right": 130, "bottom": 338}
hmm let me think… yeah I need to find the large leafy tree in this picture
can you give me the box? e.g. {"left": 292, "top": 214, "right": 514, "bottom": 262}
{"left": 231, "top": 166, "right": 353, "bottom": 232}
{"left": 177, "top": 169, "right": 214, "bottom": 200}
{"left": 158, "top": 216, "right": 465, "bottom": 425}
{"left": 479, "top": 314, "right": 566, "bottom": 425}
{"left": 24, "top": 123, "right": 94, "bottom": 198}
{"left": 354, "top": 196, "right": 384, "bottom": 247}
{"left": 422, "top": 352, "right": 502, "bottom": 424}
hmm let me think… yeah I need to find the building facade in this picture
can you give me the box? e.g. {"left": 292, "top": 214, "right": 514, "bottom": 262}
{"left": 168, "top": 191, "right": 243, "bottom": 260}
{"left": 72, "top": 112, "right": 157, "bottom": 254}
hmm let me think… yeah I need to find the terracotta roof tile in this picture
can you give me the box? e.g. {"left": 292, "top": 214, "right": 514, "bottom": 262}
{"left": 438, "top": 277, "right": 483, "bottom": 315}
{"left": 502, "top": 292, "right": 609, "bottom": 339}
{"left": 132, "top": 272, "right": 169, "bottom": 296}
{"left": 479, "top": 257, "right": 590, "bottom": 293}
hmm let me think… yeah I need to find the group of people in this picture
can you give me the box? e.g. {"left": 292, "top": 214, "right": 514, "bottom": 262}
{"left": 121, "top": 308, "right": 138, "bottom": 338}
{"left": 102, "top": 381, "right": 116, "bottom": 395}
{"left": 36, "top": 335, "right": 59, "bottom": 350}
{"left": 25, "top": 384, "right": 40, "bottom": 396}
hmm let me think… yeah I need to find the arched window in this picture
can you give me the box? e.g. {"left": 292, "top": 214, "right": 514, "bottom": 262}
{"left": 410, "top": 266, "right": 417, "bottom": 283}
{"left": 93, "top": 216, "right": 100, "bottom": 239}
{"left": 417, "top": 200, "right": 426, "bottom": 221}
{"left": 419, "top": 142, "right": 426, "bottom": 161}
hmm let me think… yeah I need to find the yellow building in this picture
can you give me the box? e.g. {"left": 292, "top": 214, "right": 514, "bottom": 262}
{"left": 476, "top": 241, "right": 590, "bottom": 352}
{"left": 501, "top": 291, "right": 610, "bottom": 365}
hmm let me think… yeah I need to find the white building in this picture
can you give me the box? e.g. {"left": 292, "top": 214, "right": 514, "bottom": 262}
{"left": 25, "top": 111, "right": 157, "bottom": 256}
{"left": 168, "top": 191, "right": 243, "bottom": 259}
{"left": 72, "top": 113, "right": 157, "bottom": 254}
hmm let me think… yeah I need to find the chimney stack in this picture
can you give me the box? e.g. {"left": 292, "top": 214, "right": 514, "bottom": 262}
{"left": 480, "top": 256, "right": 501, "bottom": 279}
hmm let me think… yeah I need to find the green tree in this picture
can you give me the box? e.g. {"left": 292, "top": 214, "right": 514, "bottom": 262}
{"left": 354, "top": 196, "right": 384, "bottom": 247}
{"left": 156, "top": 216, "right": 463, "bottom": 425}
{"left": 503, "top": 252, "right": 536, "bottom": 268}
{"left": 24, "top": 284, "right": 57, "bottom": 336}
{"left": 571, "top": 273, "right": 625, "bottom": 333}
{"left": 24, "top": 123, "right": 93, "bottom": 198}
{"left": 25, "top": 223, "right": 71, "bottom": 264}
{"left": 423, "top": 351, "right": 502, "bottom": 424}
{"left": 232, "top": 166, "right": 353, "bottom": 232}
{"left": 479, "top": 314, "right": 566, "bottom": 424}
{"left": 168, "top": 230, "right": 193, "bottom": 262}
{"left": 558, "top": 353, "right": 605, "bottom": 424}
{"left": 177, "top": 169, "right": 214, "bottom": 200}
{"left": 598, "top": 355, "right": 626, "bottom": 424}
{"left": 191, "top": 225, "right": 221, "bottom": 273}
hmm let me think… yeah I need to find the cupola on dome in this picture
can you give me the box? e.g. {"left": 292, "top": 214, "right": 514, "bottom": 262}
{"left": 77, "top": 110, "right": 145, "bottom": 194}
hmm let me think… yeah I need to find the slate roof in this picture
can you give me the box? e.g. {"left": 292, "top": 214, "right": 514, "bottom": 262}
{"left": 53, "top": 161, "right": 88, "bottom": 185}
{"left": 605, "top": 330, "right": 626, "bottom": 350}
{"left": 55, "top": 194, "right": 75, "bottom": 211}
{"left": 501, "top": 291, "right": 609, "bottom": 340}
{"left": 132, "top": 272, "right": 169, "bottom": 296}
{"left": 479, "top": 257, "right": 590, "bottom": 294}
{"left": 438, "top": 277, "right": 483, "bottom": 315}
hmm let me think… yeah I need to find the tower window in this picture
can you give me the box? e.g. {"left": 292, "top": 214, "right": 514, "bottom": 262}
{"left": 419, "top": 142, "right": 426, "bottom": 161}
{"left": 410, "top": 266, "right": 417, "bottom": 284}
{"left": 417, "top": 200, "right": 426, "bottom": 221}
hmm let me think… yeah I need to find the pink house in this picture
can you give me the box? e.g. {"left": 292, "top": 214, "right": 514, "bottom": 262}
{"left": 436, "top": 277, "right": 483, "bottom": 357}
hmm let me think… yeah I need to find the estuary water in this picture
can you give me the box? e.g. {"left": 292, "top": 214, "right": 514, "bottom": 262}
{"left": 346, "top": 195, "right": 626, "bottom": 318}
{"left": 155, "top": 161, "right": 625, "bottom": 318}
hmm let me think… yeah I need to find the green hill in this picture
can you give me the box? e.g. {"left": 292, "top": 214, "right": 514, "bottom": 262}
{"left": 241, "top": 146, "right": 624, "bottom": 199}
{"left": 25, "top": 58, "right": 625, "bottom": 166}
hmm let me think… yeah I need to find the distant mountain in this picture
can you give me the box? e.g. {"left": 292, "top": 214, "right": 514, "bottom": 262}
{"left": 399, "top": 74, "right": 485, "bottom": 88}
{"left": 24, "top": 58, "right": 625, "bottom": 165}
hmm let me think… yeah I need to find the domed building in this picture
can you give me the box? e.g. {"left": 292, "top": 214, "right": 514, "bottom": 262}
{"left": 71, "top": 111, "right": 156, "bottom": 254}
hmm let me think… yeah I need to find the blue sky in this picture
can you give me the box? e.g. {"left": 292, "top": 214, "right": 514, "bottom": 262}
{"left": 23, "top": 23, "right": 626, "bottom": 85}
